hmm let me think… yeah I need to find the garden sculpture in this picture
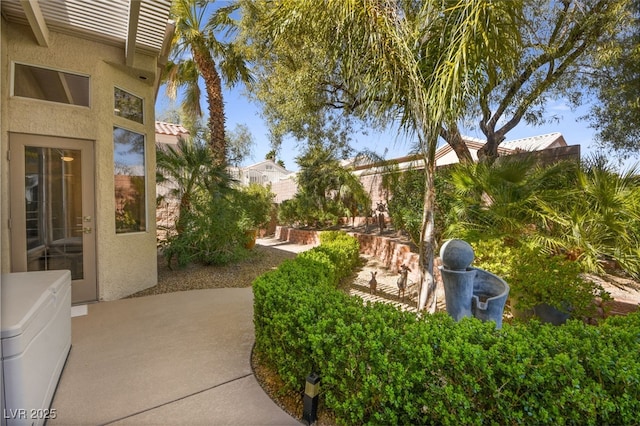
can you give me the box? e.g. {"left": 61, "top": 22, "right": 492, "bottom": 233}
{"left": 439, "top": 239, "right": 510, "bottom": 329}
{"left": 376, "top": 201, "right": 386, "bottom": 233}
{"left": 397, "top": 264, "right": 412, "bottom": 301}
{"left": 369, "top": 271, "right": 378, "bottom": 295}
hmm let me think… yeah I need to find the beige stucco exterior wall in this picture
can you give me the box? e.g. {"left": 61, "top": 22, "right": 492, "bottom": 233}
{"left": 1, "top": 21, "right": 158, "bottom": 300}
{"left": 1, "top": 18, "right": 6, "bottom": 271}
{"left": 1, "top": 16, "right": 6, "bottom": 411}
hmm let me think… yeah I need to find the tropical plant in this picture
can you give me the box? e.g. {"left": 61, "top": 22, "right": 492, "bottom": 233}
{"left": 446, "top": 154, "right": 640, "bottom": 279}
{"left": 281, "top": 144, "right": 369, "bottom": 228}
{"left": 336, "top": 170, "right": 371, "bottom": 228}
{"left": 157, "top": 136, "right": 250, "bottom": 266}
{"left": 156, "top": 137, "right": 232, "bottom": 232}
{"left": 164, "top": 0, "right": 252, "bottom": 165}
{"left": 445, "top": 156, "right": 579, "bottom": 241}
{"left": 243, "top": 0, "right": 524, "bottom": 312}
{"left": 532, "top": 159, "right": 640, "bottom": 278}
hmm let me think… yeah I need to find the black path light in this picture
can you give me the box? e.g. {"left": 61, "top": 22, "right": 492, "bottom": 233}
{"left": 303, "top": 373, "right": 320, "bottom": 425}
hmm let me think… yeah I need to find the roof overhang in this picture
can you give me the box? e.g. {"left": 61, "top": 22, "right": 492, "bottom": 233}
{"left": 1, "top": 0, "right": 173, "bottom": 96}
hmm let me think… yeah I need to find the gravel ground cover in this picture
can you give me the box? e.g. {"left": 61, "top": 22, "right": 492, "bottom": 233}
{"left": 127, "top": 244, "right": 298, "bottom": 298}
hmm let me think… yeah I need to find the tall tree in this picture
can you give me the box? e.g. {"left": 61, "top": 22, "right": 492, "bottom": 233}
{"left": 164, "top": 0, "right": 252, "bottom": 165}
{"left": 585, "top": 0, "right": 640, "bottom": 158}
{"left": 226, "top": 123, "right": 255, "bottom": 167}
{"left": 467, "top": 0, "right": 632, "bottom": 161}
{"left": 242, "top": 0, "right": 523, "bottom": 311}
{"left": 242, "top": 0, "right": 633, "bottom": 166}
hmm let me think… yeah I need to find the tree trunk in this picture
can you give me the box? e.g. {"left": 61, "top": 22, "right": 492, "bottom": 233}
{"left": 441, "top": 125, "right": 474, "bottom": 164}
{"left": 477, "top": 129, "right": 504, "bottom": 163}
{"left": 417, "top": 156, "right": 437, "bottom": 313}
{"left": 192, "top": 47, "right": 227, "bottom": 166}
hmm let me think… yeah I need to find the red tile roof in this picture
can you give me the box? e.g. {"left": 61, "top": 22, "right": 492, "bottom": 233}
{"left": 155, "top": 121, "right": 189, "bottom": 136}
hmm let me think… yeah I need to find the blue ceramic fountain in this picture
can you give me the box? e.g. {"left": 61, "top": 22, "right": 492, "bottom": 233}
{"left": 439, "top": 239, "right": 510, "bottom": 329}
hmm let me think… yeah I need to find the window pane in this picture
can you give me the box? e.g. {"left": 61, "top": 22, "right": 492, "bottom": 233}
{"left": 14, "top": 63, "right": 90, "bottom": 107}
{"left": 25, "top": 147, "right": 84, "bottom": 279}
{"left": 114, "top": 127, "right": 146, "bottom": 233}
{"left": 114, "top": 87, "right": 144, "bottom": 124}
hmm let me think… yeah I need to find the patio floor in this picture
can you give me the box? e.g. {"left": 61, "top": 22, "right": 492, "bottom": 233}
{"left": 49, "top": 287, "right": 300, "bottom": 425}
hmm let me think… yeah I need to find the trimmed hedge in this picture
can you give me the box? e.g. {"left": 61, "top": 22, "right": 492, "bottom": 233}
{"left": 253, "top": 232, "right": 640, "bottom": 425}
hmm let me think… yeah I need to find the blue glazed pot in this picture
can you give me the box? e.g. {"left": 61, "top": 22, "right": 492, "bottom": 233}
{"left": 440, "top": 267, "right": 476, "bottom": 321}
{"left": 471, "top": 268, "right": 510, "bottom": 329}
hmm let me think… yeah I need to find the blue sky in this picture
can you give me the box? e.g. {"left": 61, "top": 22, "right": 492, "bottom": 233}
{"left": 154, "top": 2, "right": 625, "bottom": 172}
{"left": 156, "top": 82, "right": 607, "bottom": 172}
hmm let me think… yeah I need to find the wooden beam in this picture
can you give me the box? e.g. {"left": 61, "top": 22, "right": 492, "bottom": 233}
{"left": 20, "top": 0, "right": 50, "bottom": 47}
{"left": 125, "top": 0, "right": 142, "bottom": 67}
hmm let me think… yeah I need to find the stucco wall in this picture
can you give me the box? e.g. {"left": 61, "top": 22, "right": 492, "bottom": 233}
{"left": 1, "top": 22, "right": 158, "bottom": 300}
{"left": 0, "top": 16, "right": 6, "bottom": 417}
{"left": 1, "top": 17, "right": 9, "bottom": 277}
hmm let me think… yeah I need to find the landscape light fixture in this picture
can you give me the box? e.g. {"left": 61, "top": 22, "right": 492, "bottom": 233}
{"left": 303, "top": 373, "right": 320, "bottom": 425}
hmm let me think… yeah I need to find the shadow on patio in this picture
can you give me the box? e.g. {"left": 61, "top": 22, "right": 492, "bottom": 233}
{"left": 49, "top": 243, "right": 303, "bottom": 425}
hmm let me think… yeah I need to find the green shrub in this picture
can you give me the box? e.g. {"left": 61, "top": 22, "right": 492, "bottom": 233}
{"left": 317, "top": 231, "right": 360, "bottom": 277}
{"left": 470, "top": 238, "right": 520, "bottom": 282}
{"left": 163, "top": 192, "right": 249, "bottom": 267}
{"left": 471, "top": 238, "right": 610, "bottom": 319}
{"left": 277, "top": 194, "right": 344, "bottom": 228}
{"left": 383, "top": 168, "right": 454, "bottom": 246}
{"left": 253, "top": 232, "right": 640, "bottom": 425}
{"left": 236, "top": 183, "right": 275, "bottom": 231}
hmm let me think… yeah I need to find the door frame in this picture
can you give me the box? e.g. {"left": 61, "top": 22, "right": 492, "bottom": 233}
{"left": 9, "top": 133, "right": 98, "bottom": 303}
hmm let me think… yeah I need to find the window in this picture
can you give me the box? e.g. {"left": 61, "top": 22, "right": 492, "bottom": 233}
{"left": 13, "top": 63, "right": 90, "bottom": 107}
{"left": 114, "top": 127, "right": 146, "bottom": 233}
{"left": 114, "top": 87, "right": 143, "bottom": 124}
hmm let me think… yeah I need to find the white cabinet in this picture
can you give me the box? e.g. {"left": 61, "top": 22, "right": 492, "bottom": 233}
{"left": 2, "top": 271, "right": 71, "bottom": 426}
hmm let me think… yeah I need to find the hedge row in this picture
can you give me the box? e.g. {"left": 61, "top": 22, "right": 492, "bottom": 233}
{"left": 252, "top": 232, "right": 640, "bottom": 425}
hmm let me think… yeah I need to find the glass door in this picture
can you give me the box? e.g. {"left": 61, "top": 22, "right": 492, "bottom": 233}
{"left": 10, "top": 134, "right": 97, "bottom": 303}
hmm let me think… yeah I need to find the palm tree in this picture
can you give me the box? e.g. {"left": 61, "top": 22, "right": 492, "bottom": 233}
{"left": 534, "top": 159, "right": 640, "bottom": 279}
{"left": 255, "top": 0, "right": 523, "bottom": 311}
{"left": 164, "top": 0, "right": 252, "bottom": 165}
{"left": 446, "top": 156, "right": 579, "bottom": 240}
{"left": 156, "top": 137, "right": 232, "bottom": 233}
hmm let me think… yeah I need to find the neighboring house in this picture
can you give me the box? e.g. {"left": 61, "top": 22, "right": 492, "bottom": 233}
{"left": 229, "top": 159, "right": 293, "bottom": 186}
{"left": 354, "top": 132, "right": 578, "bottom": 206}
{"left": 269, "top": 132, "right": 579, "bottom": 207}
{"left": 1, "top": 1, "right": 174, "bottom": 302}
{"left": 229, "top": 159, "right": 295, "bottom": 204}
{"left": 155, "top": 120, "right": 189, "bottom": 148}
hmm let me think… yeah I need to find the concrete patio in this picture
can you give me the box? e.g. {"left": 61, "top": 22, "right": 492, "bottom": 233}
{"left": 48, "top": 239, "right": 312, "bottom": 425}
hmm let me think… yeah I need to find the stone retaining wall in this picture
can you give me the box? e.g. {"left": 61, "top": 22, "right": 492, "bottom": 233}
{"left": 271, "top": 226, "right": 638, "bottom": 320}
{"left": 274, "top": 226, "right": 322, "bottom": 245}
{"left": 273, "top": 226, "right": 442, "bottom": 285}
